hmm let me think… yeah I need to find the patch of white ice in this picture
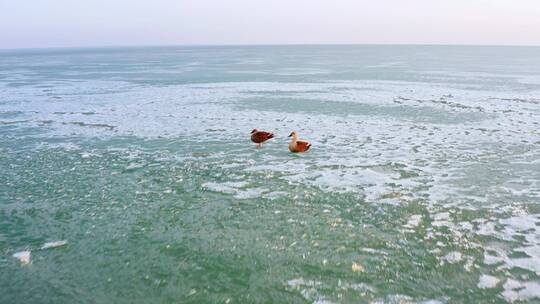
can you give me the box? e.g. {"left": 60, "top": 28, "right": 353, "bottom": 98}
{"left": 12, "top": 251, "right": 31, "bottom": 265}
{"left": 443, "top": 251, "right": 463, "bottom": 264}
{"left": 41, "top": 240, "right": 68, "bottom": 250}
{"left": 404, "top": 214, "right": 423, "bottom": 229}
{"left": 478, "top": 275, "right": 499, "bottom": 289}
{"left": 502, "top": 279, "right": 540, "bottom": 303}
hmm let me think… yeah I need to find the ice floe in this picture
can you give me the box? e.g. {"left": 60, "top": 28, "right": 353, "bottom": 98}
{"left": 502, "top": 279, "right": 540, "bottom": 303}
{"left": 404, "top": 214, "right": 423, "bottom": 229}
{"left": 41, "top": 240, "right": 68, "bottom": 250}
{"left": 478, "top": 275, "right": 499, "bottom": 289}
{"left": 443, "top": 251, "right": 463, "bottom": 264}
{"left": 12, "top": 251, "right": 31, "bottom": 265}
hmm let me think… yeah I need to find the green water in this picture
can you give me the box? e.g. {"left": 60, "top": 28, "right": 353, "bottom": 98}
{"left": 1, "top": 45, "right": 539, "bottom": 303}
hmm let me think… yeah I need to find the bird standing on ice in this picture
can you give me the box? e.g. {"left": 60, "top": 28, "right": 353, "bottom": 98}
{"left": 288, "top": 131, "right": 311, "bottom": 153}
{"left": 251, "top": 129, "right": 274, "bottom": 148}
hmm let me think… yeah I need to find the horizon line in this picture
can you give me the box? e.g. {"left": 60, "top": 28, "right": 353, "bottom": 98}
{"left": 1, "top": 42, "right": 540, "bottom": 51}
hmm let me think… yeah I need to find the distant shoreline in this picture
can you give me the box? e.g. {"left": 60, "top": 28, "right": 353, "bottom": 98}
{"left": 2, "top": 43, "right": 540, "bottom": 52}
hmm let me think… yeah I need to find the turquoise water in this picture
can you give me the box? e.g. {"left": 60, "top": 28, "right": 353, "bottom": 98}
{"left": 1, "top": 45, "right": 540, "bottom": 303}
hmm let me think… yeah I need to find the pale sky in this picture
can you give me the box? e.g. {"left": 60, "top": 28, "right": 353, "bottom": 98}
{"left": 1, "top": 0, "right": 540, "bottom": 49}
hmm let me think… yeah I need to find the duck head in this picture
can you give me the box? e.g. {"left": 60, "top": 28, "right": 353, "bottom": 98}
{"left": 288, "top": 131, "right": 298, "bottom": 140}
{"left": 251, "top": 129, "right": 258, "bottom": 134}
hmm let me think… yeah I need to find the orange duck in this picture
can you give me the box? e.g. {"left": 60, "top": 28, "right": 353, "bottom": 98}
{"left": 251, "top": 129, "right": 274, "bottom": 148}
{"left": 288, "top": 131, "right": 311, "bottom": 153}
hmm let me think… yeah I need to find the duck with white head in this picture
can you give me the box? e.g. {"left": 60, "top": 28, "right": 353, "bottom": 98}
{"left": 288, "top": 131, "right": 311, "bottom": 153}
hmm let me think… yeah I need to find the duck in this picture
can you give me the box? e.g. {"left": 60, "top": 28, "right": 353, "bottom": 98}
{"left": 251, "top": 129, "right": 274, "bottom": 148}
{"left": 288, "top": 131, "right": 311, "bottom": 153}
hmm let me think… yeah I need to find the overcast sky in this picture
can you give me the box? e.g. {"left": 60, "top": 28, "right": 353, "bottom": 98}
{"left": 1, "top": 0, "right": 540, "bottom": 49}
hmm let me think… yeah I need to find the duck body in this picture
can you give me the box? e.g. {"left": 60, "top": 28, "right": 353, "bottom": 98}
{"left": 288, "top": 131, "right": 311, "bottom": 153}
{"left": 251, "top": 129, "right": 274, "bottom": 148}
